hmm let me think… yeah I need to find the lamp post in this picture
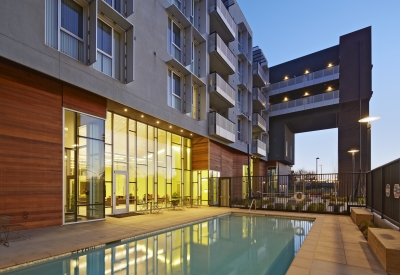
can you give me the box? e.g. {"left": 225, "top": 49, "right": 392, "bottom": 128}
{"left": 316, "top": 157, "right": 319, "bottom": 175}
{"left": 358, "top": 116, "right": 380, "bottom": 171}
{"left": 348, "top": 149, "right": 359, "bottom": 202}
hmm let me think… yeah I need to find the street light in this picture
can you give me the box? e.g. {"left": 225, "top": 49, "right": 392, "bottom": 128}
{"left": 348, "top": 149, "right": 359, "bottom": 202}
{"left": 359, "top": 116, "right": 380, "bottom": 171}
{"left": 316, "top": 157, "right": 319, "bottom": 174}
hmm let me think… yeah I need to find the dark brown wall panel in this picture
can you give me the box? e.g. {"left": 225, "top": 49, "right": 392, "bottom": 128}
{"left": 63, "top": 84, "right": 107, "bottom": 119}
{"left": 0, "top": 77, "right": 63, "bottom": 229}
{"left": 192, "top": 137, "right": 209, "bottom": 170}
{"left": 210, "top": 141, "right": 248, "bottom": 177}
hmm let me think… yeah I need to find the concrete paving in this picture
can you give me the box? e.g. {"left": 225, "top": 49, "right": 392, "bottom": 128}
{"left": 0, "top": 207, "right": 386, "bottom": 274}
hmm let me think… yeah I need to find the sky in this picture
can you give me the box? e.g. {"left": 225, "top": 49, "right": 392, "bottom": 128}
{"left": 236, "top": 0, "right": 400, "bottom": 173}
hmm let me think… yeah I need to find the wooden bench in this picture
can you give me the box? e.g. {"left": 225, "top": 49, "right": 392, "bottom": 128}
{"left": 351, "top": 208, "right": 373, "bottom": 225}
{"left": 368, "top": 228, "right": 400, "bottom": 274}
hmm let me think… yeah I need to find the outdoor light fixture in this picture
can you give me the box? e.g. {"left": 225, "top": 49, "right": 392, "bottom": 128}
{"left": 305, "top": 70, "right": 309, "bottom": 74}
{"left": 348, "top": 149, "right": 359, "bottom": 202}
{"left": 328, "top": 63, "right": 333, "bottom": 67}
{"left": 156, "top": 121, "right": 160, "bottom": 124}
{"left": 327, "top": 86, "right": 332, "bottom": 91}
{"left": 316, "top": 157, "right": 319, "bottom": 175}
{"left": 284, "top": 97, "right": 288, "bottom": 101}
{"left": 180, "top": 130, "right": 183, "bottom": 132}
{"left": 124, "top": 108, "right": 128, "bottom": 112}
{"left": 304, "top": 92, "right": 309, "bottom": 96}
{"left": 169, "top": 125, "right": 172, "bottom": 128}
{"left": 359, "top": 116, "right": 380, "bottom": 171}
{"left": 190, "top": 133, "right": 193, "bottom": 136}
{"left": 141, "top": 114, "right": 144, "bottom": 118}
{"left": 284, "top": 76, "right": 288, "bottom": 80}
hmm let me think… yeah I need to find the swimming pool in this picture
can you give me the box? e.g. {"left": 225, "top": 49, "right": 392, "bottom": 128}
{"left": 2, "top": 214, "right": 313, "bottom": 275}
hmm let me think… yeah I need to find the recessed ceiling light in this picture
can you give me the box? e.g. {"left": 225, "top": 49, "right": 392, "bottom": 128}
{"left": 169, "top": 125, "right": 172, "bottom": 128}
{"left": 284, "top": 76, "right": 288, "bottom": 80}
{"left": 305, "top": 70, "right": 309, "bottom": 74}
{"left": 327, "top": 86, "right": 332, "bottom": 91}
{"left": 284, "top": 97, "right": 288, "bottom": 101}
{"left": 180, "top": 130, "right": 183, "bottom": 132}
{"left": 304, "top": 92, "right": 309, "bottom": 96}
{"left": 328, "top": 63, "right": 333, "bottom": 67}
{"left": 156, "top": 121, "right": 160, "bottom": 124}
{"left": 64, "top": 127, "right": 68, "bottom": 131}
{"left": 124, "top": 108, "right": 128, "bottom": 112}
{"left": 190, "top": 133, "right": 193, "bottom": 136}
{"left": 141, "top": 115, "right": 144, "bottom": 118}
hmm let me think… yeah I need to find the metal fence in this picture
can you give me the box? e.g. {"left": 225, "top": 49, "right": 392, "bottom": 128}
{"left": 366, "top": 159, "right": 400, "bottom": 228}
{"left": 209, "top": 173, "right": 366, "bottom": 214}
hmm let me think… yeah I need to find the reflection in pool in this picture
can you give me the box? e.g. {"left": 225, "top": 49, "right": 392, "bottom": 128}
{"left": 4, "top": 214, "right": 313, "bottom": 275}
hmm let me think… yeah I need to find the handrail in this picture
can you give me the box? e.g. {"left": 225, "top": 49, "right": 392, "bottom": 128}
{"left": 208, "top": 32, "right": 236, "bottom": 69}
{"left": 267, "top": 65, "right": 339, "bottom": 91}
{"left": 253, "top": 62, "right": 267, "bottom": 85}
{"left": 209, "top": 72, "right": 236, "bottom": 102}
{"left": 209, "top": 0, "right": 236, "bottom": 37}
{"left": 270, "top": 90, "right": 339, "bottom": 112}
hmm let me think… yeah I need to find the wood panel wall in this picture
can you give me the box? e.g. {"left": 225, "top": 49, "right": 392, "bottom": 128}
{"left": 0, "top": 57, "right": 106, "bottom": 229}
{"left": 192, "top": 137, "right": 209, "bottom": 171}
{"left": 210, "top": 141, "right": 248, "bottom": 177}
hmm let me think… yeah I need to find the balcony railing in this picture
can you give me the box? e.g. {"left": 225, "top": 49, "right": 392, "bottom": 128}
{"left": 252, "top": 88, "right": 267, "bottom": 111}
{"left": 252, "top": 139, "right": 267, "bottom": 157}
{"left": 209, "top": 72, "right": 236, "bottom": 108}
{"left": 252, "top": 113, "right": 267, "bottom": 132}
{"left": 270, "top": 90, "right": 339, "bottom": 116}
{"left": 253, "top": 62, "right": 267, "bottom": 87}
{"left": 208, "top": 112, "right": 235, "bottom": 143}
{"left": 267, "top": 65, "right": 340, "bottom": 93}
{"left": 209, "top": 32, "right": 236, "bottom": 74}
{"left": 209, "top": 0, "right": 236, "bottom": 40}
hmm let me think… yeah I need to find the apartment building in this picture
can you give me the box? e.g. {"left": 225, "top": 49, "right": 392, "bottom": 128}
{"left": 0, "top": 0, "right": 273, "bottom": 229}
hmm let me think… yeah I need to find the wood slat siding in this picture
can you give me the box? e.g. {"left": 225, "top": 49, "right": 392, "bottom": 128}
{"left": 0, "top": 58, "right": 107, "bottom": 229}
{"left": 0, "top": 77, "right": 63, "bottom": 229}
{"left": 192, "top": 137, "right": 209, "bottom": 170}
{"left": 210, "top": 141, "right": 247, "bottom": 177}
{"left": 63, "top": 84, "right": 107, "bottom": 119}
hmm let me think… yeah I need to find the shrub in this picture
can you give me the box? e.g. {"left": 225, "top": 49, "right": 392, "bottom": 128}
{"left": 295, "top": 202, "right": 304, "bottom": 211}
{"left": 307, "top": 203, "right": 326, "bottom": 212}
{"left": 359, "top": 219, "right": 375, "bottom": 238}
{"left": 286, "top": 203, "right": 292, "bottom": 211}
{"left": 275, "top": 203, "right": 284, "bottom": 210}
{"left": 358, "top": 197, "right": 366, "bottom": 204}
{"left": 321, "top": 194, "right": 332, "bottom": 200}
{"left": 267, "top": 203, "right": 274, "bottom": 210}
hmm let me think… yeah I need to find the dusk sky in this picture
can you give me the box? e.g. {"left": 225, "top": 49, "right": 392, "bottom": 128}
{"left": 236, "top": 0, "right": 400, "bottom": 173}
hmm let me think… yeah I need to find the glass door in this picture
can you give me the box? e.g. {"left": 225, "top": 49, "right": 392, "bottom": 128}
{"left": 113, "top": 171, "right": 129, "bottom": 214}
{"left": 220, "top": 178, "right": 230, "bottom": 207}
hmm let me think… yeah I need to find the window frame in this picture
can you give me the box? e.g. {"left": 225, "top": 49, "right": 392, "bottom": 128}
{"left": 103, "top": 0, "right": 123, "bottom": 14}
{"left": 94, "top": 16, "right": 124, "bottom": 80}
{"left": 45, "top": 0, "right": 87, "bottom": 63}
{"left": 168, "top": 17, "right": 183, "bottom": 63}
{"left": 168, "top": 68, "right": 183, "bottom": 112}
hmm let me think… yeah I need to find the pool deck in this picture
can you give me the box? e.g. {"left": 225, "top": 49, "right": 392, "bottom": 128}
{"left": 0, "top": 207, "right": 386, "bottom": 275}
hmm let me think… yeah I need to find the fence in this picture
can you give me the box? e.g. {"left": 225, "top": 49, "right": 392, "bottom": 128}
{"left": 209, "top": 173, "right": 366, "bottom": 214}
{"left": 366, "top": 159, "right": 400, "bottom": 229}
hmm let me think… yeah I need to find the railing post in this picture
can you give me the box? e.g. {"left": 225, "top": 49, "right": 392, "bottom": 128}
{"left": 381, "top": 167, "right": 384, "bottom": 219}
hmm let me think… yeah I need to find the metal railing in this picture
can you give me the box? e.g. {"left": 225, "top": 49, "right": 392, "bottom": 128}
{"left": 209, "top": 72, "right": 236, "bottom": 103}
{"left": 270, "top": 90, "right": 339, "bottom": 113}
{"left": 252, "top": 62, "right": 267, "bottom": 85}
{"left": 208, "top": 111, "right": 235, "bottom": 142}
{"left": 208, "top": 32, "right": 236, "bottom": 71}
{"left": 209, "top": 0, "right": 236, "bottom": 37}
{"left": 214, "top": 173, "right": 366, "bottom": 214}
{"left": 252, "top": 88, "right": 267, "bottom": 108}
{"left": 251, "top": 139, "right": 266, "bottom": 156}
{"left": 367, "top": 159, "right": 400, "bottom": 229}
{"left": 267, "top": 65, "right": 339, "bottom": 92}
{"left": 252, "top": 113, "right": 267, "bottom": 131}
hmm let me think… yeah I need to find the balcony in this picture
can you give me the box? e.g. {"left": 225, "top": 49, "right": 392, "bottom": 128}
{"left": 209, "top": 32, "right": 236, "bottom": 75}
{"left": 209, "top": 72, "right": 236, "bottom": 109}
{"left": 267, "top": 65, "right": 340, "bottom": 95}
{"left": 252, "top": 113, "right": 266, "bottom": 132}
{"left": 252, "top": 139, "right": 267, "bottom": 157}
{"left": 209, "top": 0, "right": 236, "bottom": 42}
{"left": 252, "top": 88, "right": 267, "bottom": 112}
{"left": 208, "top": 112, "right": 235, "bottom": 143}
{"left": 253, "top": 62, "right": 267, "bottom": 88}
{"left": 270, "top": 90, "right": 339, "bottom": 117}
{"left": 166, "top": 0, "right": 191, "bottom": 28}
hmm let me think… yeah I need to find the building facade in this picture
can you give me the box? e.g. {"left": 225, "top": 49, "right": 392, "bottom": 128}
{"left": 0, "top": 0, "right": 371, "bottom": 229}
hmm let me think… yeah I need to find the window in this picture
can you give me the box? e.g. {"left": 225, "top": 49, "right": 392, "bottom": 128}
{"left": 45, "top": 0, "right": 85, "bottom": 62}
{"left": 238, "top": 29, "right": 243, "bottom": 53}
{"left": 168, "top": 69, "right": 182, "bottom": 111}
{"left": 93, "top": 19, "right": 121, "bottom": 79}
{"left": 191, "top": 41, "right": 199, "bottom": 75}
{"left": 237, "top": 90, "right": 242, "bottom": 112}
{"left": 174, "top": 0, "right": 182, "bottom": 11}
{"left": 237, "top": 119, "right": 241, "bottom": 141}
{"left": 191, "top": 85, "right": 198, "bottom": 119}
{"left": 104, "top": 0, "right": 122, "bottom": 14}
{"left": 238, "top": 59, "right": 243, "bottom": 83}
{"left": 168, "top": 18, "right": 182, "bottom": 62}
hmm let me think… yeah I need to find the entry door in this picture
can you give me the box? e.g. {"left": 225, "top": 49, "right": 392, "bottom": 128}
{"left": 113, "top": 171, "right": 129, "bottom": 214}
{"left": 220, "top": 178, "right": 230, "bottom": 207}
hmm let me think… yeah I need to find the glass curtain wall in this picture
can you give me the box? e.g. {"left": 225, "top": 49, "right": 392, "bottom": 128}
{"left": 105, "top": 112, "right": 192, "bottom": 214}
{"left": 64, "top": 109, "right": 105, "bottom": 223}
{"left": 192, "top": 170, "right": 220, "bottom": 206}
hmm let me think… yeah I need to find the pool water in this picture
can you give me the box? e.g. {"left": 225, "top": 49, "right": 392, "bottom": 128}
{"left": 3, "top": 214, "right": 313, "bottom": 275}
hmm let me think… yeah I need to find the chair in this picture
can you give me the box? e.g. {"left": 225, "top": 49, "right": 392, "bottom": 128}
{"left": 9, "top": 211, "right": 30, "bottom": 241}
{"left": 0, "top": 216, "right": 11, "bottom": 247}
